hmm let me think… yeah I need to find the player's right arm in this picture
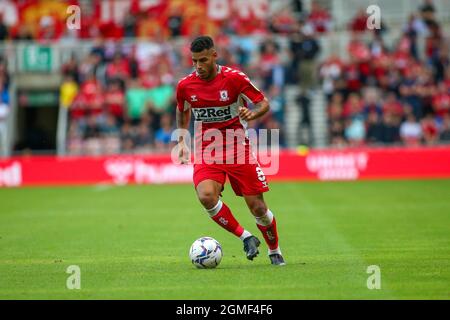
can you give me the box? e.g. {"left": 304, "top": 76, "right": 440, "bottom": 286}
{"left": 176, "top": 81, "right": 191, "bottom": 164}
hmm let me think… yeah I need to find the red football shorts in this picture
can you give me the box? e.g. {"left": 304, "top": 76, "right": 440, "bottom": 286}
{"left": 193, "top": 163, "right": 270, "bottom": 196}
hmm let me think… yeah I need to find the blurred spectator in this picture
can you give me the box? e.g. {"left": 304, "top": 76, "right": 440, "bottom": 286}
{"left": 400, "top": 114, "right": 422, "bottom": 146}
{"left": 0, "top": 13, "right": 8, "bottom": 41}
{"left": 82, "top": 115, "right": 103, "bottom": 155}
{"left": 343, "top": 55, "right": 363, "bottom": 95}
{"left": 291, "top": 0, "right": 304, "bottom": 19}
{"left": 134, "top": 122, "right": 154, "bottom": 151}
{"left": 78, "top": 72, "right": 104, "bottom": 116}
{"left": 258, "top": 38, "right": 284, "bottom": 91}
{"left": 155, "top": 113, "right": 174, "bottom": 152}
{"left": 102, "top": 113, "right": 120, "bottom": 137}
{"left": 349, "top": 8, "right": 368, "bottom": 33}
{"left": 297, "top": 93, "right": 311, "bottom": 143}
{"left": 419, "top": 0, "right": 436, "bottom": 27}
{"left": 380, "top": 113, "right": 400, "bottom": 144}
{"left": 369, "top": 33, "right": 388, "bottom": 60}
{"left": 147, "top": 85, "right": 175, "bottom": 114}
{"left": 83, "top": 114, "right": 102, "bottom": 140}
{"left": 0, "top": 76, "right": 8, "bottom": 156}
{"left": 399, "top": 67, "right": 423, "bottom": 119}
{"left": 267, "top": 85, "right": 285, "bottom": 124}
{"left": 270, "top": 8, "right": 297, "bottom": 34}
{"left": 362, "top": 88, "right": 383, "bottom": 118}
{"left": 328, "top": 93, "right": 345, "bottom": 144}
{"left": 106, "top": 52, "right": 131, "bottom": 85}
{"left": 123, "top": 13, "right": 137, "bottom": 38}
{"left": 343, "top": 93, "right": 363, "bottom": 119}
{"left": 147, "top": 83, "right": 175, "bottom": 130}
{"left": 233, "top": 36, "right": 258, "bottom": 68}
{"left": 347, "top": 35, "right": 371, "bottom": 83}
{"left": 79, "top": 52, "right": 103, "bottom": 84}
{"left": 104, "top": 80, "right": 126, "bottom": 125}
{"left": 217, "top": 47, "right": 241, "bottom": 71}
{"left": 421, "top": 113, "right": 439, "bottom": 144}
{"left": 403, "top": 13, "right": 428, "bottom": 60}
{"left": 289, "top": 23, "right": 320, "bottom": 92}
{"left": 36, "top": 15, "right": 63, "bottom": 43}
{"left": 121, "top": 122, "right": 136, "bottom": 152}
{"left": 60, "top": 75, "right": 79, "bottom": 109}
{"left": 345, "top": 115, "right": 366, "bottom": 146}
{"left": 319, "top": 54, "right": 344, "bottom": 101}
{"left": 0, "top": 57, "right": 9, "bottom": 156}
{"left": 67, "top": 120, "right": 83, "bottom": 155}
{"left": 125, "top": 80, "right": 148, "bottom": 125}
{"left": 432, "top": 82, "right": 450, "bottom": 118}
{"left": 424, "top": 20, "right": 442, "bottom": 61}
{"left": 166, "top": 6, "right": 183, "bottom": 38}
{"left": 431, "top": 44, "right": 449, "bottom": 82}
{"left": 440, "top": 114, "right": 450, "bottom": 142}
{"left": 329, "top": 120, "right": 346, "bottom": 146}
{"left": 62, "top": 54, "right": 80, "bottom": 84}
{"left": 308, "top": 2, "right": 332, "bottom": 34}
{"left": 90, "top": 38, "right": 106, "bottom": 62}
{"left": 366, "top": 111, "right": 384, "bottom": 144}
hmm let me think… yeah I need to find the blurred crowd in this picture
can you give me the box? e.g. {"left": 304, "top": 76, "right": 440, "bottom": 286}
{"left": 1, "top": 0, "right": 450, "bottom": 155}
{"left": 321, "top": 0, "right": 450, "bottom": 147}
{"left": 60, "top": 35, "right": 292, "bottom": 155}
{"left": 56, "top": 0, "right": 450, "bottom": 153}
{"left": 56, "top": 0, "right": 326, "bottom": 155}
{"left": 0, "top": 0, "right": 329, "bottom": 154}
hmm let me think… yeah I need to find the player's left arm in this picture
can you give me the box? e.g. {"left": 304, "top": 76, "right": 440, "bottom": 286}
{"left": 236, "top": 73, "right": 270, "bottom": 121}
{"left": 238, "top": 97, "right": 270, "bottom": 121}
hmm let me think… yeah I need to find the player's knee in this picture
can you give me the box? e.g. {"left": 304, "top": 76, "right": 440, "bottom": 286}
{"left": 197, "top": 191, "right": 218, "bottom": 209}
{"left": 249, "top": 201, "right": 267, "bottom": 217}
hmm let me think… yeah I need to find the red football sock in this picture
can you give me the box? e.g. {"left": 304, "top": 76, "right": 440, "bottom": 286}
{"left": 257, "top": 215, "right": 279, "bottom": 251}
{"left": 208, "top": 200, "right": 244, "bottom": 238}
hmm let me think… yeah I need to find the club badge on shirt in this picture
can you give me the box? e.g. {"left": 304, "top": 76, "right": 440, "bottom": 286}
{"left": 219, "top": 90, "right": 229, "bottom": 102}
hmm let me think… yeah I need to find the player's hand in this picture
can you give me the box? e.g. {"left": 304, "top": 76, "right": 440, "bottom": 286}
{"left": 239, "top": 107, "right": 255, "bottom": 121}
{"left": 178, "top": 142, "right": 190, "bottom": 165}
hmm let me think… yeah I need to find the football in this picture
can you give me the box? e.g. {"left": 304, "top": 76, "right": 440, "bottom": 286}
{"left": 189, "top": 237, "right": 223, "bottom": 269}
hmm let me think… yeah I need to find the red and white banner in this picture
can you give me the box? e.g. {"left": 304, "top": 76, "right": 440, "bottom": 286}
{"left": 1, "top": 147, "right": 450, "bottom": 187}
{"left": 275, "top": 146, "right": 450, "bottom": 181}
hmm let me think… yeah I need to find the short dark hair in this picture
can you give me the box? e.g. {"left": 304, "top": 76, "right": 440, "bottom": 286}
{"left": 190, "top": 36, "right": 214, "bottom": 52}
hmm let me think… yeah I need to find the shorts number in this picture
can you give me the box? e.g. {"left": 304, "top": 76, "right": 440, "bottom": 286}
{"left": 256, "top": 167, "right": 266, "bottom": 182}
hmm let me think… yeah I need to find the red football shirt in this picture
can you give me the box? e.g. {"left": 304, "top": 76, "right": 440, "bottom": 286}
{"left": 176, "top": 65, "right": 265, "bottom": 164}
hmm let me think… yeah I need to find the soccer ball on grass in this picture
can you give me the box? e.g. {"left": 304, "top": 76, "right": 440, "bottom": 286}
{"left": 189, "top": 237, "right": 223, "bottom": 269}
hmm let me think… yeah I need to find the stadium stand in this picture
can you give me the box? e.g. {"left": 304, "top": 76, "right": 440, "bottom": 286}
{"left": 319, "top": 0, "right": 450, "bottom": 147}
{"left": 0, "top": 0, "right": 449, "bottom": 156}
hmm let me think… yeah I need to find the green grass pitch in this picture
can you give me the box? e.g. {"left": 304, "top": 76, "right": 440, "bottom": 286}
{"left": 0, "top": 180, "right": 449, "bottom": 299}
